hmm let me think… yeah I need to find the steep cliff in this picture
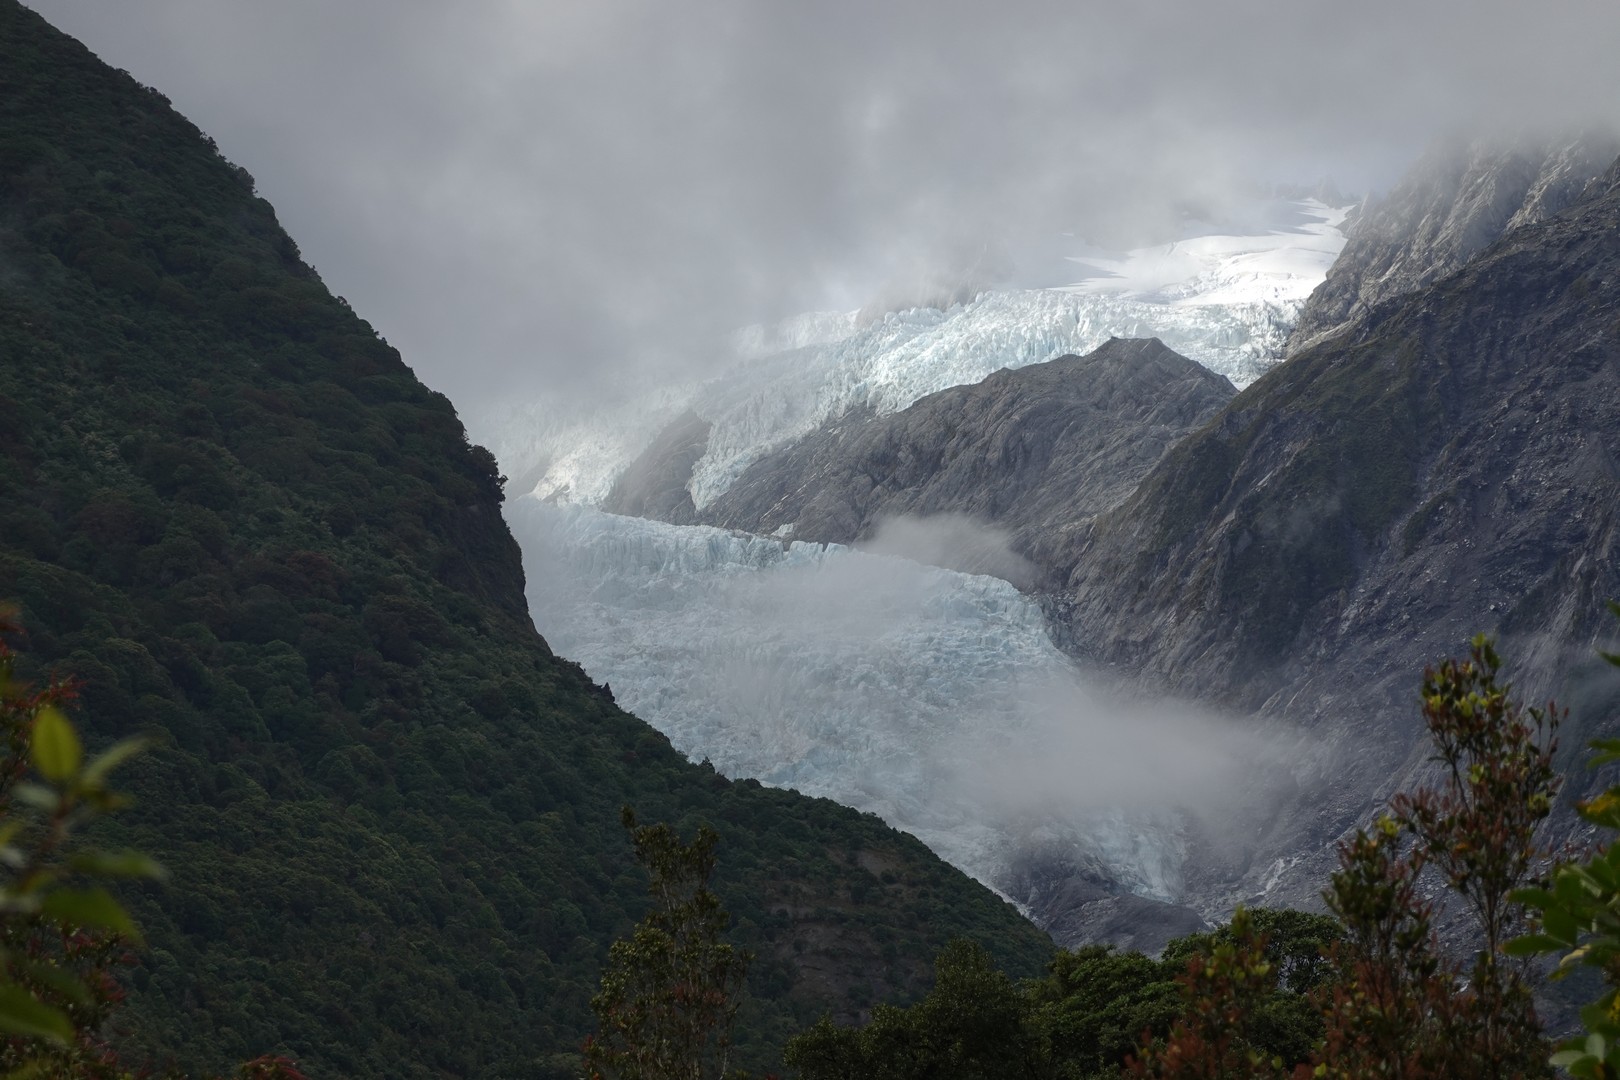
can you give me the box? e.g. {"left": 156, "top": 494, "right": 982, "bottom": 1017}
{"left": 1061, "top": 151, "right": 1620, "bottom": 910}
{"left": 1287, "top": 135, "right": 1619, "bottom": 355}
{"left": 697, "top": 338, "right": 1234, "bottom": 583}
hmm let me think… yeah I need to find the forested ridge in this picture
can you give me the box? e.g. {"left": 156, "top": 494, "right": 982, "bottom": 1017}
{"left": 0, "top": 3, "right": 1055, "bottom": 1075}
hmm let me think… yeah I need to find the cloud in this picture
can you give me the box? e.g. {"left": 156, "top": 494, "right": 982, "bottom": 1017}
{"left": 24, "top": 0, "right": 1620, "bottom": 418}
{"left": 860, "top": 513, "right": 1039, "bottom": 589}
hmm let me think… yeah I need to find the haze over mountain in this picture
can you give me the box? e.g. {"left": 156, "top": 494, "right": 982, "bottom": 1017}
{"left": 23, "top": 1, "right": 1620, "bottom": 421}
{"left": 498, "top": 136, "right": 1620, "bottom": 951}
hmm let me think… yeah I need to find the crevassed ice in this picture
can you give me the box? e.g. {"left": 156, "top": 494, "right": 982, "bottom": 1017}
{"left": 485, "top": 198, "right": 1342, "bottom": 918}
{"left": 487, "top": 289, "right": 1295, "bottom": 510}
{"left": 481, "top": 200, "right": 1346, "bottom": 511}
{"left": 508, "top": 498, "right": 1199, "bottom": 902}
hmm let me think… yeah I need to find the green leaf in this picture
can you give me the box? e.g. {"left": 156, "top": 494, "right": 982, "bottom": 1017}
{"left": 1544, "top": 906, "right": 1581, "bottom": 945}
{"left": 1504, "top": 933, "right": 1565, "bottom": 956}
{"left": 0, "top": 983, "right": 72, "bottom": 1044}
{"left": 1511, "top": 886, "right": 1557, "bottom": 908}
{"left": 10, "top": 784, "right": 56, "bottom": 813}
{"left": 1550, "top": 1048, "right": 1587, "bottom": 1068}
{"left": 30, "top": 706, "right": 80, "bottom": 782}
{"left": 78, "top": 736, "right": 150, "bottom": 789}
{"left": 68, "top": 850, "right": 166, "bottom": 880}
{"left": 4, "top": 961, "right": 90, "bottom": 1009}
{"left": 39, "top": 887, "right": 139, "bottom": 941}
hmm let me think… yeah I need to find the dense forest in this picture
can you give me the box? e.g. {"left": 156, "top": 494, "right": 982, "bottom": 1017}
{"left": 0, "top": 3, "right": 1054, "bottom": 1074}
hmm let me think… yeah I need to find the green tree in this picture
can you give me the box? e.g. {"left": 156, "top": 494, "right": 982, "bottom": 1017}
{"left": 1393, "top": 637, "right": 1556, "bottom": 1077}
{"left": 0, "top": 611, "right": 307, "bottom": 1080}
{"left": 786, "top": 937, "right": 1047, "bottom": 1080}
{"left": 1127, "top": 909, "right": 1294, "bottom": 1080}
{"left": 1509, "top": 607, "right": 1620, "bottom": 1077}
{"left": 1313, "top": 635, "right": 1556, "bottom": 1079}
{"left": 1315, "top": 816, "right": 1454, "bottom": 1079}
{"left": 0, "top": 608, "right": 160, "bottom": 1076}
{"left": 585, "top": 808, "right": 751, "bottom": 1080}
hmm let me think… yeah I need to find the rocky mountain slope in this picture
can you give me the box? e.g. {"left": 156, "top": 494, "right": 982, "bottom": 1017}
{"left": 1060, "top": 150, "right": 1620, "bottom": 912}
{"left": 1287, "top": 135, "right": 1620, "bottom": 355}
{"left": 620, "top": 138, "right": 1620, "bottom": 931}
{"left": 692, "top": 338, "right": 1234, "bottom": 584}
{"left": 0, "top": 5, "right": 1054, "bottom": 1075}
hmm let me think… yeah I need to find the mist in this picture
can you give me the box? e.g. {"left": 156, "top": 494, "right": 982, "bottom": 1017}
{"left": 859, "top": 513, "right": 1039, "bottom": 589}
{"left": 511, "top": 501, "right": 1292, "bottom": 898}
{"left": 23, "top": 0, "right": 1620, "bottom": 421}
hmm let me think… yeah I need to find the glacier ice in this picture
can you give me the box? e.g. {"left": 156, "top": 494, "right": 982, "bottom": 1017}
{"left": 483, "top": 197, "right": 1342, "bottom": 921}
{"left": 477, "top": 199, "right": 1347, "bottom": 514}
{"left": 508, "top": 500, "right": 1265, "bottom": 904}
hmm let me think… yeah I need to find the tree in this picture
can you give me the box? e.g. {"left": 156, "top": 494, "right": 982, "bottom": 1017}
{"left": 1315, "top": 816, "right": 1455, "bottom": 1079}
{"left": 1392, "top": 636, "right": 1557, "bottom": 1077}
{"left": 1312, "top": 635, "right": 1557, "bottom": 1079}
{"left": 1132, "top": 636, "right": 1557, "bottom": 1079}
{"left": 1509, "top": 606, "right": 1620, "bottom": 1077}
{"left": 1126, "top": 909, "right": 1294, "bottom": 1080}
{"left": 0, "top": 610, "right": 308, "bottom": 1079}
{"left": 786, "top": 938, "right": 1047, "bottom": 1080}
{"left": 0, "top": 608, "right": 160, "bottom": 1076}
{"left": 585, "top": 807, "right": 751, "bottom": 1080}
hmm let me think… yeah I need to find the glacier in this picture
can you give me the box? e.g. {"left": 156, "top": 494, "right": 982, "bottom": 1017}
{"left": 486, "top": 196, "right": 1344, "bottom": 923}
{"left": 507, "top": 499, "right": 1272, "bottom": 902}
{"left": 478, "top": 199, "right": 1347, "bottom": 512}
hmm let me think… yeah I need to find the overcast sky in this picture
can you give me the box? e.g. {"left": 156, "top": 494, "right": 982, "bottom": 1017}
{"left": 25, "top": 1, "right": 1620, "bottom": 420}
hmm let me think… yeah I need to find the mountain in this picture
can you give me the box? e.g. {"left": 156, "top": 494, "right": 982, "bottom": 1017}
{"left": 1286, "top": 135, "right": 1620, "bottom": 356}
{"left": 1058, "top": 149, "right": 1620, "bottom": 912}
{"left": 486, "top": 198, "right": 1347, "bottom": 516}
{"left": 482, "top": 203, "right": 1348, "bottom": 948}
{"left": 0, "top": 4, "right": 1055, "bottom": 1076}
{"left": 583, "top": 134, "right": 1620, "bottom": 939}
{"left": 692, "top": 338, "right": 1235, "bottom": 584}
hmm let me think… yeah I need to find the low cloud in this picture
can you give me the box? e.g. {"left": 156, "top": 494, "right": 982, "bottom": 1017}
{"left": 25, "top": 0, "right": 1620, "bottom": 420}
{"left": 860, "top": 513, "right": 1038, "bottom": 589}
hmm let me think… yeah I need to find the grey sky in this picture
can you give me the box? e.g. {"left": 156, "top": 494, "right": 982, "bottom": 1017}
{"left": 24, "top": 1, "right": 1620, "bottom": 418}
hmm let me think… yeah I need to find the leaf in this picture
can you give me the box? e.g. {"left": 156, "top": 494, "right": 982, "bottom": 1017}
{"left": 78, "top": 736, "right": 150, "bottom": 789}
{"left": 1543, "top": 906, "right": 1581, "bottom": 945}
{"left": 68, "top": 850, "right": 166, "bottom": 880}
{"left": 30, "top": 705, "right": 80, "bottom": 782}
{"left": 10, "top": 784, "right": 56, "bottom": 813}
{"left": 4, "top": 961, "right": 90, "bottom": 1009}
{"left": 39, "top": 887, "right": 139, "bottom": 941}
{"left": 1504, "top": 933, "right": 1565, "bottom": 957}
{"left": 1511, "top": 886, "right": 1557, "bottom": 908}
{"left": 0, "top": 983, "right": 72, "bottom": 1044}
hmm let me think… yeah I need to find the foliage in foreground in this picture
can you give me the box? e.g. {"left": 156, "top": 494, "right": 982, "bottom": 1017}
{"left": 0, "top": 611, "right": 306, "bottom": 1078}
{"left": 782, "top": 910, "right": 1340, "bottom": 1080}
{"left": 786, "top": 634, "right": 1575, "bottom": 1079}
{"left": 587, "top": 808, "right": 751, "bottom": 1080}
{"left": 1510, "top": 606, "right": 1620, "bottom": 1077}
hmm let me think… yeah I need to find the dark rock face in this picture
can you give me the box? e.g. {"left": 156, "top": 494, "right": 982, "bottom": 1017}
{"left": 1060, "top": 153, "right": 1620, "bottom": 912}
{"left": 697, "top": 337, "right": 1235, "bottom": 584}
{"left": 1288, "top": 135, "right": 1620, "bottom": 356}
{"left": 1003, "top": 847, "right": 1208, "bottom": 955}
{"left": 601, "top": 408, "right": 711, "bottom": 524}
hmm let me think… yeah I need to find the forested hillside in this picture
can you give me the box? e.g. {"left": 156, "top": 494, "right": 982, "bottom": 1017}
{"left": 0, "top": 3, "right": 1053, "bottom": 1075}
